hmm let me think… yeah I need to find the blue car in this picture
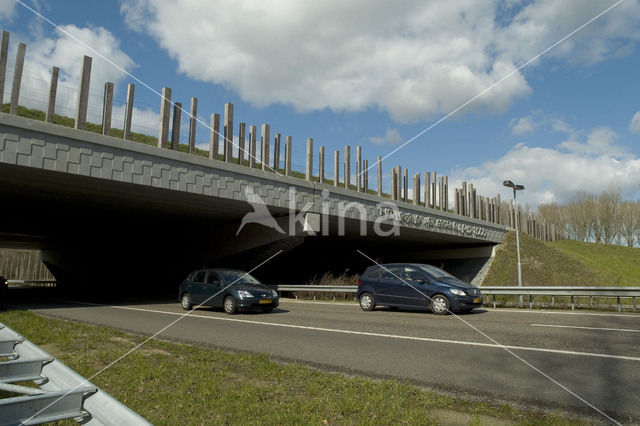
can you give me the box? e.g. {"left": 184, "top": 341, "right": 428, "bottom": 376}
{"left": 356, "top": 263, "right": 482, "bottom": 315}
{"left": 179, "top": 268, "right": 279, "bottom": 314}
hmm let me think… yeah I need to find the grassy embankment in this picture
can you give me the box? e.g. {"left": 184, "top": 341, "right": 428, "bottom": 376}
{"left": 482, "top": 231, "right": 640, "bottom": 308}
{"left": 0, "top": 310, "right": 583, "bottom": 425}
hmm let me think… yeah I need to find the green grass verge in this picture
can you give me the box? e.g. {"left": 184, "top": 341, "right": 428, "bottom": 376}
{"left": 0, "top": 311, "right": 582, "bottom": 425}
{"left": 483, "top": 232, "right": 640, "bottom": 286}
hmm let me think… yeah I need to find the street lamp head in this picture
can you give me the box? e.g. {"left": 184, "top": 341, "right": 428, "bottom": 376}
{"left": 514, "top": 184, "right": 525, "bottom": 191}
{"left": 503, "top": 180, "right": 514, "bottom": 188}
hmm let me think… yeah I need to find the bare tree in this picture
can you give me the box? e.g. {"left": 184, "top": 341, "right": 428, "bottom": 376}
{"left": 597, "top": 186, "right": 621, "bottom": 245}
{"left": 566, "top": 192, "right": 596, "bottom": 242}
{"left": 619, "top": 201, "right": 640, "bottom": 247}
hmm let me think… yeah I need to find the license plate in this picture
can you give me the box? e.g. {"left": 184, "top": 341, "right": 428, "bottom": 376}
{"left": 473, "top": 298, "right": 481, "bottom": 304}
{"left": 259, "top": 299, "right": 272, "bottom": 304}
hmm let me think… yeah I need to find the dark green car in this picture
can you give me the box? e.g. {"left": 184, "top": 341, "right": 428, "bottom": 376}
{"left": 179, "top": 268, "right": 279, "bottom": 314}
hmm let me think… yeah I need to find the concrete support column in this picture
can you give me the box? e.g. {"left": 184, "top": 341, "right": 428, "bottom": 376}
{"left": 403, "top": 168, "right": 408, "bottom": 202}
{"left": 123, "top": 83, "right": 135, "bottom": 140}
{"left": 224, "top": 103, "right": 233, "bottom": 162}
{"left": 356, "top": 146, "right": 362, "bottom": 192}
{"left": 471, "top": 186, "right": 477, "bottom": 219}
{"left": 261, "top": 124, "right": 270, "bottom": 170}
{"left": 444, "top": 176, "right": 449, "bottom": 211}
{"left": 157, "top": 86, "right": 171, "bottom": 148}
{"left": 396, "top": 166, "right": 402, "bottom": 201}
{"left": 363, "top": 160, "right": 369, "bottom": 193}
{"left": 46, "top": 66, "right": 59, "bottom": 123}
{"left": 496, "top": 194, "right": 501, "bottom": 224}
{"left": 438, "top": 177, "right": 443, "bottom": 210}
{"left": 305, "top": 138, "right": 313, "bottom": 181}
{"left": 319, "top": 146, "right": 325, "bottom": 184}
{"left": 377, "top": 156, "right": 382, "bottom": 197}
{"left": 171, "top": 102, "right": 182, "bottom": 151}
{"left": 391, "top": 168, "right": 398, "bottom": 201}
{"left": 10, "top": 42, "right": 26, "bottom": 116}
{"left": 413, "top": 173, "right": 420, "bottom": 205}
{"left": 238, "top": 123, "right": 246, "bottom": 165}
{"left": 0, "top": 31, "right": 9, "bottom": 106}
{"left": 189, "top": 97, "right": 198, "bottom": 154}
{"left": 424, "top": 172, "right": 431, "bottom": 208}
{"left": 462, "top": 181, "right": 468, "bottom": 216}
{"left": 454, "top": 189, "right": 460, "bottom": 214}
{"left": 344, "top": 146, "right": 351, "bottom": 189}
{"left": 209, "top": 113, "right": 220, "bottom": 159}
{"left": 273, "top": 133, "right": 281, "bottom": 171}
{"left": 431, "top": 172, "right": 437, "bottom": 209}
{"left": 102, "top": 82, "right": 114, "bottom": 136}
{"left": 285, "top": 136, "right": 292, "bottom": 176}
{"left": 334, "top": 150, "right": 339, "bottom": 187}
{"left": 249, "top": 125, "right": 257, "bottom": 168}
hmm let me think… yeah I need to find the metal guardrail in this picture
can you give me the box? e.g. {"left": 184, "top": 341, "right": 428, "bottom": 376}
{"left": 6, "top": 280, "right": 57, "bottom": 288}
{"left": 0, "top": 322, "right": 151, "bottom": 426}
{"left": 274, "top": 285, "right": 640, "bottom": 311}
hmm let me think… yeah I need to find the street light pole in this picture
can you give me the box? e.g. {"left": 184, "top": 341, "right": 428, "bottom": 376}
{"left": 503, "top": 180, "right": 525, "bottom": 307}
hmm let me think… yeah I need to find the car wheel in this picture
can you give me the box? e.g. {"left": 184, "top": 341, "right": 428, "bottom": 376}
{"left": 430, "top": 294, "right": 450, "bottom": 315}
{"left": 223, "top": 296, "right": 237, "bottom": 314}
{"left": 181, "top": 293, "right": 193, "bottom": 310}
{"left": 359, "top": 293, "right": 375, "bottom": 311}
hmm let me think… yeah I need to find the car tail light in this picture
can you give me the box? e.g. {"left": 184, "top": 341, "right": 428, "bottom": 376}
{"left": 357, "top": 280, "right": 362, "bottom": 286}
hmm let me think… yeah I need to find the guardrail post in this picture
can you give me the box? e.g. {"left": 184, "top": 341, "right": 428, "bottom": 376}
{"left": 529, "top": 295, "right": 533, "bottom": 310}
{"left": 633, "top": 296, "right": 636, "bottom": 311}
{"left": 493, "top": 294, "right": 496, "bottom": 309}
{"left": 617, "top": 296, "right": 621, "bottom": 312}
{"left": 570, "top": 295, "right": 575, "bottom": 311}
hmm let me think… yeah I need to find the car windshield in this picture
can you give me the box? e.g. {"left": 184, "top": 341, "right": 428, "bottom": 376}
{"left": 219, "top": 270, "right": 262, "bottom": 285}
{"left": 418, "top": 264, "right": 454, "bottom": 279}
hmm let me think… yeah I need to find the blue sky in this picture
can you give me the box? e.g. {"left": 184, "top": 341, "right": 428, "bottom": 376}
{"left": 1, "top": 0, "right": 639, "bottom": 208}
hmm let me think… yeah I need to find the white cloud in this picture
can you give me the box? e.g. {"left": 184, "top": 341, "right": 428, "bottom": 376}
{"left": 0, "top": 0, "right": 16, "bottom": 22}
{"left": 119, "top": 0, "right": 640, "bottom": 123}
{"left": 450, "top": 131, "right": 640, "bottom": 208}
{"left": 558, "top": 126, "right": 623, "bottom": 156}
{"left": 511, "top": 115, "right": 535, "bottom": 135}
{"left": 629, "top": 111, "right": 640, "bottom": 134}
{"left": 370, "top": 128, "right": 404, "bottom": 146}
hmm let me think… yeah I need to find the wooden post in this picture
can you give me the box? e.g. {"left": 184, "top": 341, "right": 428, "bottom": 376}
{"left": 189, "top": 97, "right": 198, "bottom": 154}
{"left": 9, "top": 42, "right": 26, "bottom": 115}
{"left": 344, "top": 146, "right": 350, "bottom": 189}
{"left": 249, "top": 125, "right": 257, "bottom": 168}
{"left": 238, "top": 123, "right": 246, "bottom": 165}
{"left": 273, "top": 133, "right": 281, "bottom": 171}
{"left": 377, "top": 156, "right": 382, "bottom": 197}
{"left": 261, "top": 124, "right": 270, "bottom": 170}
{"left": 45, "top": 66, "right": 59, "bottom": 123}
{"left": 74, "top": 55, "right": 91, "bottom": 129}
{"left": 224, "top": 103, "right": 233, "bottom": 162}
{"left": 171, "top": 102, "right": 182, "bottom": 150}
{"left": 123, "top": 83, "right": 135, "bottom": 140}
{"left": 157, "top": 87, "right": 171, "bottom": 148}
{"left": 334, "top": 150, "right": 339, "bottom": 187}
{"left": 305, "top": 138, "right": 313, "bottom": 181}
{"left": 0, "top": 31, "right": 9, "bottom": 107}
{"left": 319, "top": 146, "right": 325, "bottom": 184}
{"left": 209, "top": 113, "right": 220, "bottom": 159}
{"left": 102, "top": 82, "right": 114, "bottom": 136}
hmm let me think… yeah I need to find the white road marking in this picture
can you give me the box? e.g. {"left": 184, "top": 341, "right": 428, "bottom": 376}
{"left": 483, "top": 308, "right": 640, "bottom": 319}
{"left": 61, "top": 301, "right": 640, "bottom": 363}
{"left": 531, "top": 324, "right": 640, "bottom": 333}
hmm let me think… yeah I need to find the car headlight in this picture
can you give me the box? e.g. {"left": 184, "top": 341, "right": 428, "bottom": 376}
{"left": 238, "top": 290, "right": 253, "bottom": 299}
{"left": 271, "top": 289, "right": 278, "bottom": 298}
{"left": 450, "top": 289, "right": 466, "bottom": 296}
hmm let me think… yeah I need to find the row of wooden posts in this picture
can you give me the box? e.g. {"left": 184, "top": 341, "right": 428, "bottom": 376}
{"left": 0, "top": 29, "right": 565, "bottom": 237}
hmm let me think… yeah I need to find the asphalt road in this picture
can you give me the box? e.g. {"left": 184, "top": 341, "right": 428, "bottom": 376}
{"left": 24, "top": 298, "right": 640, "bottom": 423}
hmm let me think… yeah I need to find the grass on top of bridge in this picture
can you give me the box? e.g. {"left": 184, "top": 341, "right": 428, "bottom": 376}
{"left": 0, "top": 310, "right": 583, "bottom": 426}
{"left": 484, "top": 231, "right": 640, "bottom": 286}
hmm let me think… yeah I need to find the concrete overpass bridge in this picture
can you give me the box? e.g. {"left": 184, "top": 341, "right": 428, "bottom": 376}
{"left": 0, "top": 113, "right": 507, "bottom": 292}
